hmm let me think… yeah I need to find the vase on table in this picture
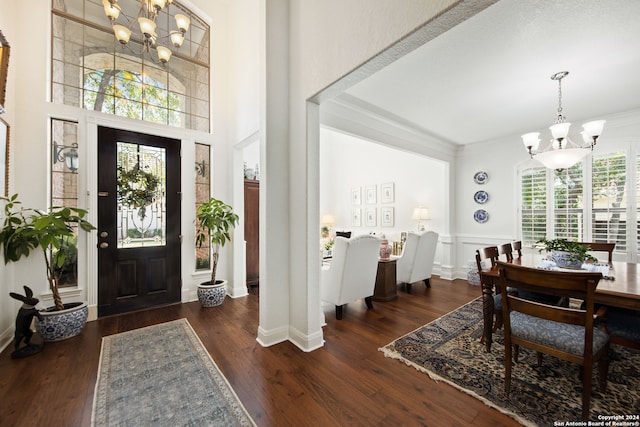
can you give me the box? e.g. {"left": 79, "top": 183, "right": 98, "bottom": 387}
{"left": 379, "top": 238, "right": 392, "bottom": 260}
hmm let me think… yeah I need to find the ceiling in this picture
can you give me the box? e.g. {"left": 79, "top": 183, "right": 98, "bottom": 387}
{"left": 338, "top": 0, "right": 640, "bottom": 146}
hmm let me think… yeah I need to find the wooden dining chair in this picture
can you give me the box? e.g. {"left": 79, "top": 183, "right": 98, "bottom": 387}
{"left": 498, "top": 243, "right": 514, "bottom": 262}
{"left": 477, "top": 244, "right": 566, "bottom": 352}
{"left": 475, "top": 246, "right": 499, "bottom": 272}
{"left": 475, "top": 246, "right": 500, "bottom": 299}
{"left": 497, "top": 261, "right": 609, "bottom": 420}
{"left": 579, "top": 242, "right": 615, "bottom": 265}
{"left": 601, "top": 307, "right": 640, "bottom": 350}
{"left": 512, "top": 240, "right": 523, "bottom": 259}
{"left": 476, "top": 246, "right": 502, "bottom": 350}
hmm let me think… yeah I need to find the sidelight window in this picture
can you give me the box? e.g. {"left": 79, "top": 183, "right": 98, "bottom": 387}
{"left": 195, "top": 143, "right": 211, "bottom": 270}
{"left": 50, "top": 118, "right": 80, "bottom": 287}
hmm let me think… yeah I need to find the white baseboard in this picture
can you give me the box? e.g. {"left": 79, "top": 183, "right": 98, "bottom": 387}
{"left": 289, "top": 326, "right": 325, "bottom": 352}
{"left": 256, "top": 324, "right": 289, "bottom": 348}
{"left": 0, "top": 326, "right": 13, "bottom": 354}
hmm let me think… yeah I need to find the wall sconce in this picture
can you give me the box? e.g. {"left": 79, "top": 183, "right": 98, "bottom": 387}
{"left": 53, "top": 141, "right": 79, "bottom": 173}
{"left": 195, "top": 160, "right": 206, "bottom": 177}
{"left": 412, "top": 206, "right": 430, "bottom": 231}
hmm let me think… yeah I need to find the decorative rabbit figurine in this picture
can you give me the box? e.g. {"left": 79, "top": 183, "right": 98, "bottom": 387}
{"left": 9, "top": 286, "right": 44, "bottom": 358}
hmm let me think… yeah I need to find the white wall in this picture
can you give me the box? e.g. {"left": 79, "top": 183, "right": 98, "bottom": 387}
{"left": 454, "top": 132, "right": 522, "bottom": 274}
{"left": 0, "top": 0, "right": 19, "bottom": 350}
{"left": 243, "top": 141, "right": 260, "bottom": 177}
{"left": 259, "top": 0, "right": 491, "bottom": 351}
{"left": 227, "top": 0, "right": 261, "bottom": 145}
{"left": 319, "top": 127, "right": 446, "bottom": 244}
{"left": 225, "top": 0, "right": 262, "bottom": 300}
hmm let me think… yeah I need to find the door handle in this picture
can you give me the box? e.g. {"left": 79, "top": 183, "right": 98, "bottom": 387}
{"left": 99, "top": 242, "right": 109, "bottom": 249}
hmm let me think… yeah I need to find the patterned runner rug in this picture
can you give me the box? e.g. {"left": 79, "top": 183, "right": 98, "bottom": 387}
{"left": 92, "top": 319, "right": 255, "bottom": 427}
{"left": 379, "top": 298, "right": 639, "bottom": 426}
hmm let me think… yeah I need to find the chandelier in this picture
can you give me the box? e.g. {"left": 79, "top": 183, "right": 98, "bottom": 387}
{"left": 102, "top": 0, "right": 190, "bottom": 64}
{"left": 521, "top": 71, "right": 605, "bottom": 171}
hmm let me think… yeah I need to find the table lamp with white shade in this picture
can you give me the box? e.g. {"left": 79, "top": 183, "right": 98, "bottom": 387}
{"left": 412, "top": 207, "right": 430, "bottom": 231}
{"left": 321, "top": 213, "right": 336, "bottom": 238}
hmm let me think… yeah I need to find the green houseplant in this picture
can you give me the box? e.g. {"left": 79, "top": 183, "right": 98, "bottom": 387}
{"left": 0, "top": 194, "right": 96, "bottom": 340}
{"left": 195, "top": 197, "right": 239, "bottom": 306}
{"left": 537, "top": 238, "right": 597, "bottom": 268}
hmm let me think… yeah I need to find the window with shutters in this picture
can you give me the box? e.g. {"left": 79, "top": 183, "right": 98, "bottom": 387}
{"left": 553, "top": 163, "right": 584, "bottom": 240}
{"left": 592, "top": 152, "right": 626, "bottom": 250}
{"left": 520, "top": 149, "right": 639, "bottom": 259}
{"left": 520, "top": 166, "right": 547, "bottom": 246}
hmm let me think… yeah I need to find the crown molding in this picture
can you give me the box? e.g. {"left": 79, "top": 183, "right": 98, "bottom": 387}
{"left": 320, "top": 93, "right": 457, "bottom": 162}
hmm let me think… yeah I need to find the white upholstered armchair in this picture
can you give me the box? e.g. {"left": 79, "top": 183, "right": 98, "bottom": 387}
{"left": 321, "top": 234, "right": 381, "bottom": 320}
{"left": 396, "top": 231, "right": 439, "bottom": 293}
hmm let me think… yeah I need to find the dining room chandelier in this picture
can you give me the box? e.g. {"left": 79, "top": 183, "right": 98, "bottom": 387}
{"left": 521, "top": 71, "right": 605, "bottom": 171}
{"left": 102, "top": 0, "right": 190, "bottom": 64}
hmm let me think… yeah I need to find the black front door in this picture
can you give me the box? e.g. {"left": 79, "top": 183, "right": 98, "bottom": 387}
{"left": 97, "top": 126, "right": 181, "bottom": 317}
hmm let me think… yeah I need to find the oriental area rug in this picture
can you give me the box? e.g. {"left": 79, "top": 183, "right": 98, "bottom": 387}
{"left": 92, "top": 319, "right": 255, "bottom": 427}
{"left": 379, "top": 298, "right": 640, "bottom": 427}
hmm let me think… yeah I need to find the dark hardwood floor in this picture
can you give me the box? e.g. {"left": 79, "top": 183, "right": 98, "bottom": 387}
{"left": 0, "top": 278, "right": 519, "bottom": 427}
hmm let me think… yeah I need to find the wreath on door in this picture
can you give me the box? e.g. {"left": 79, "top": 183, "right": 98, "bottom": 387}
{"left": 117, "top": 164, "right": 160, "bottom": 220}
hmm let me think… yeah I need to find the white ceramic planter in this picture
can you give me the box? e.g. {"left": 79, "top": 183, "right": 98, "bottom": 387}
{"left": 197, "top": 280, "right": 227, "bottom": 307}
{"left": 35, "top": 302, "right": 88, "bottom": 342}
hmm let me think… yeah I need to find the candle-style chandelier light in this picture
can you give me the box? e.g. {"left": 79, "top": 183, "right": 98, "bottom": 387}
{"left": 521, "top": 71, "right": 605, "bottom": 171}
{"left": 102, "top": 0, "right": 190, "bottom": 64}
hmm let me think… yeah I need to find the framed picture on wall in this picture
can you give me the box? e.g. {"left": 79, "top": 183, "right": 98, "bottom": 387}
{"left": 351, "top": 187, "right": 361, "bottom": 205}
{"left": 365, "top": 207, "right": 377, "bottom": 227}
{"left": 351, "top": 208, "right": 361, "bottom": 226}
{"left": 381, "top": 207, "right": 394, "bottom": 227}
{"left": 365, "top": 185, "right": 377, "bottom": 204}
{"left": 381, "top": 182, "right": 394, "bottom": 203}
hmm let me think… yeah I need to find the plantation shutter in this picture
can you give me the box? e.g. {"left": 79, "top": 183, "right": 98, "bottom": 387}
{"left": 592, "top": 152, "right": 627, "bottom": 250}
{"left": 554, "top": 163, "right": 584, "bottom": 240}
{"left": 521, "top": 166, "right": 547, "bottom": 246}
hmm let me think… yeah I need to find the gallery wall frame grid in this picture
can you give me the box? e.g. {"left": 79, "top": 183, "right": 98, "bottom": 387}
{"left": 349, "top": 181, "right": 396, "bottom": 229}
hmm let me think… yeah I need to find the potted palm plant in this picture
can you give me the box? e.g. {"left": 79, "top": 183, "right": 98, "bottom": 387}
{"left": 0, "top": 194, "right": 95, "bottom": 341}
{"left": 195, "top": 197, "right": 239, "bottom": 307}
{"left": 537, "top": 238, "right": 596, "bottom": 269}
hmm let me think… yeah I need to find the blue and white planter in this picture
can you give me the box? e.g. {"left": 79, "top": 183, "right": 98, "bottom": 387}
{"left": 551, "top": 251, "right": 583, "bottom": 269}
{"left": 35, "top": 302, "right": 88, "bottom": 342}
{"left": 197, "top": 280, "right": 227, "bottom": 307}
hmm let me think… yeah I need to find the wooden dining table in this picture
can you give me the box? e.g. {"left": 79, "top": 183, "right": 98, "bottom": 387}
{"left": 478, "top": 255, "right": 640, "bottom": 352}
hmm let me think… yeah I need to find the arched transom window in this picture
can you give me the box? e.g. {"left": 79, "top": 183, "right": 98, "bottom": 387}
{"left": 51, "top": 0, "right": 210, "bottom": 132}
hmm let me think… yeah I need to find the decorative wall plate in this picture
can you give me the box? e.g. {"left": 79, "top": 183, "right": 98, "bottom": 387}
{"left": 474, "top": 209, "right": 489, "bottom": 223}
{"left": 474, "top": 190, "right": 489, "bottom": 204}
{"left": 473, "top": 171, "right": 489, "bottom": 184}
